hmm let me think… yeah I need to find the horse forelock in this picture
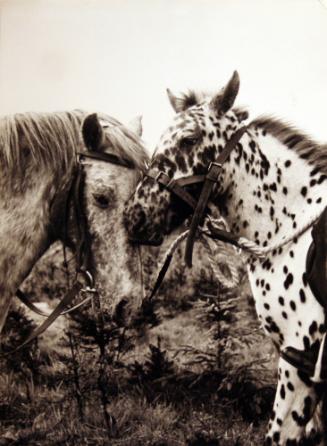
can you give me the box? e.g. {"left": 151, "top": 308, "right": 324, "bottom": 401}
{"left": 251, "top": 115, "right": 327, "bottom": 174}
{"left": 98, "top": 112, "right": 149, "bottom": 175}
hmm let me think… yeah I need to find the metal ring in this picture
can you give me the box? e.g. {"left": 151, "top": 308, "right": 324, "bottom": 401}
{"left": 78, "top": 269, "right": 94, "bottom": 289}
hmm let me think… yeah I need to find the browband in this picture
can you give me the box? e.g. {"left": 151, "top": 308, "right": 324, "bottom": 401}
{"left": 78, "top": 151, "right": 134, "bottom": 169}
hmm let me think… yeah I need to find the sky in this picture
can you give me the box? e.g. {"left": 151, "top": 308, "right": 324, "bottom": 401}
{"left": 0, "top": 0, "right": 326, "bottom": 150}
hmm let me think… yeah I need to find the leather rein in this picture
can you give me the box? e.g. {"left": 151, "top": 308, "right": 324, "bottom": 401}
{"left": 10, "top": 150, "right": 134, "bottom": 354}
{"left": 146, "top": 126, "right": 248, "bottom": 267}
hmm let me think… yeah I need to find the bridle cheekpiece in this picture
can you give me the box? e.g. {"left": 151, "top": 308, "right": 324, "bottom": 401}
{"left": 145, "top": 126, "right": 248, "bottom": 266}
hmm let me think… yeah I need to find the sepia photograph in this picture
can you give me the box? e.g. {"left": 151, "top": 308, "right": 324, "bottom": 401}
{"left": 0, "top": 1, "right": 327, "bottom": 445}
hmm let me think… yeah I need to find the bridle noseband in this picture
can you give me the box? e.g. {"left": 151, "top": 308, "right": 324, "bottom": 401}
{"left": 145, "top": 126, "right": 248, "bottom": 266}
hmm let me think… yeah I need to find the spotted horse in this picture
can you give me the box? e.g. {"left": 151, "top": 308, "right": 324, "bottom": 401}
{"left": 124, "top": 71, "right": 327, "bottom": 445}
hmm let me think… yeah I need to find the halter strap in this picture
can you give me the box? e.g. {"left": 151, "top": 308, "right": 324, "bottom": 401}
{"left": 145, "top": 126, "right": 247, "bottom": 266}
{"left": 145, "top": 170, "right": 202, "bottom": 210}
{"left": 185, "top": 126, "right": 247, "bottom": 266}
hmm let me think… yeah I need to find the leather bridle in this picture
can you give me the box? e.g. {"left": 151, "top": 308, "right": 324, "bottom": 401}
{"left": 146, "top": 126, "right": 248, "bottom": 266}
{"left": 10, "top": 150, "right": 134, "bottom": 354}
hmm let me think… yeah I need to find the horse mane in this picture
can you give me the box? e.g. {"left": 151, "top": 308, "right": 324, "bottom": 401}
{"left": 181, "top": 90, "right": 212, "bottom": 109}
{"left": 0, "top": 110, "right": 148, "bottom": 175}
{"left": 251, "top": 115, "right": 327, "bottom": 173}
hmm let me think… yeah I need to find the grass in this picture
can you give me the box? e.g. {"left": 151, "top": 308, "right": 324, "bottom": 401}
{"left": 0, "top": 239, "right": 276, "bottom": 445}
{"left": 0, "top": 370, "right": 269, "bottom": 446}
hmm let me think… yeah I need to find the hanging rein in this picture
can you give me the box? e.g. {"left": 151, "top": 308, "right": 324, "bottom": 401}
{"left": 144, "top": 126, "right": 327, "bottom": 383}
{"left": 10, "top": 150, "right": 134, "bottom": 354}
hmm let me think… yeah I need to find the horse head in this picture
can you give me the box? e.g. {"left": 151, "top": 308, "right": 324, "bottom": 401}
{"left": 78, "top": 112, "right": 148, "bottom": 326}
{"left": 0, "top": 110, "right": 149, "bottom": 332}
{"left": 123, "top": 71, "right": 247, "bottom": 245}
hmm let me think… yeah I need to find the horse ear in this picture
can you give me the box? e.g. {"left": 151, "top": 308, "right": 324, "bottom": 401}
{"left": 211, "top": 71, "right": 240, "bottom": 114}
{"left": 82, "top": 113, "right": 104, "bottom": 152}
{"left": 128, "top": 115, "right": 142, "bottom": 137}
{"left": 167, "top": 89, "right": 183, "bottom": 113}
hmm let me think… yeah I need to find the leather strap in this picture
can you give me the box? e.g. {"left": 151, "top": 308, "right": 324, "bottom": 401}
{"left": 6, "top": 282, "right": 83, "bottom": 355}
{"left": 73, "top": 166, "right": 91, "bottom": 273}
{"left": 305, "top": 206, "right": 327, "bottom": 308}
{"left": 145, "top": 170, "right": 198, "bottom": 210}
{"left": 205, "top": 220, "right": 241, "bottom": 247}
{"left": 147, "top": 248, "right": 175, "bottom": 301}
{"left": 16, "top": 289, "right": 51, "bottom": 317}
{"left": 281, "top": 340, "right": 327, "bottom": 382}
{"left": 280, "top": 346, "right": 317, "bottom": 377}
{"left": 16, "top": 288, "right": 94, "bottom": 317}
{"left": 78, "top": 151, "right": 134, "bottom": 169}
{"left": 185, "top": 126, "right": 247, "bottom": 266}
{"left": 184, "top": 163, "right": 222, "bottom": 266}
{"left": 144, "top": 127, "right": 247, "bottom": 266}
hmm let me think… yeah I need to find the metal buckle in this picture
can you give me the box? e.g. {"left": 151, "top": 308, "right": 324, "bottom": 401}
{"left": 207, "top": 162, "right": 223, "bottom": 182}
{"left": 155, "top": 171, "right": 170, "bottom": 185}
{"left": 207, "top": 161, "right": 223, "bottom": 172}
{"left": 77, "top": 152, "right": 88, "bottom": 166}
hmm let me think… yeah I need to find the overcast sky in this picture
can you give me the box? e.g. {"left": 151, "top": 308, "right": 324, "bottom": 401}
{"left": 0, "top": 0, "right": 326, "bottom": 150}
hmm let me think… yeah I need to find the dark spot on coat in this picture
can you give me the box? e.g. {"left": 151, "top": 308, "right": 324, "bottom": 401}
{"left": 309, "top": 321, "right": 318, "bottom": 336}
{"left": 284, "top": 273, "right": 294, "bottom": 290}
{"left": 280, "top": 384, "right": 286, "bottom": 399}
{"left": 287, "top": 382, "right": 294, "bottom": 392}
{"left": 290, "top": 300, "right": 296, "bottom": 311}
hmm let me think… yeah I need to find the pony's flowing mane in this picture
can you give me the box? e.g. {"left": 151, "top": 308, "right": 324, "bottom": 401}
{"left": 251, "top": 115, "right": 327, "bottom": 173}
{"left": 0, "top": 110, "right": 148, "bottom": 174}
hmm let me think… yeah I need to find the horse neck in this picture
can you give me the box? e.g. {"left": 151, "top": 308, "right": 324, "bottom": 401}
{"left": 0, "top": 162, "right": 74, "bottom": 292}
{"left": 217, "top": 128, "right": 327, "bottom": 247}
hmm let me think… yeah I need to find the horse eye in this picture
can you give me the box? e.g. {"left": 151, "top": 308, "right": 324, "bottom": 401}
{"left": 93, "top": 193, "right": 110, "bottom": 208}
{"left": 180, "top": 137, "right": 198, "bottom": 148}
